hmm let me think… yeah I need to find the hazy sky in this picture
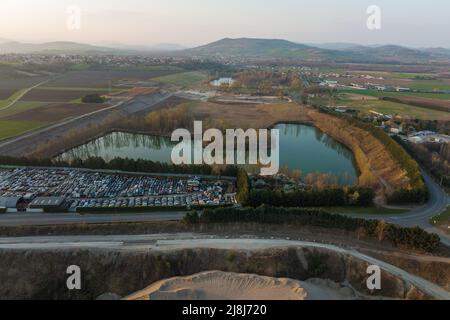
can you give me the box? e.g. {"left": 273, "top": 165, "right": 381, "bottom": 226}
{"left": 1, "top": 0, "right": 449, "bottom": 47}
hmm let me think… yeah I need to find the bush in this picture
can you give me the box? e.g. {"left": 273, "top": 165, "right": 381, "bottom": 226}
{"left": 236, "top": 168, "right": 250, "bottom": 205}
{"left": 81, "top": 94, "right": 105, "bottom": 103}
{"left": 247, "top": 187, "right": 373, "bottom": 208}
{"left": 320, "top": 108, "right": 426, "bottom": 204}
{"left": 0, "top": 155, "right": 239, "bottom": 177}
{"left": 184, "top": 205, "right": 441, "bottom": 252}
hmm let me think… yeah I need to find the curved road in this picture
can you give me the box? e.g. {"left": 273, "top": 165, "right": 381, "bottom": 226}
{"left": 0, "top": 171, "right": 447, "bottom": 245}
{"left": 349, "top": 171, "right": 450, "bottom": 246}
{"left": 0, "top": 235, "right": 447, "bottom": 300}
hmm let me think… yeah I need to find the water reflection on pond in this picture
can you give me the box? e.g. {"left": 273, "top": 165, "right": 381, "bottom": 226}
{"left": 58, "top": 124, "right": 358, "bottom": 185}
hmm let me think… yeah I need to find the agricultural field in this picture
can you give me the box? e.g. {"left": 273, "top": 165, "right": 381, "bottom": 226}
{"left": 0, "top": 101, "right": 47, "bottom": 118}
{"left": 0, "top": 66, "right": 182, "bottom": 141}
{"left": 165, "top": 99, "right": 310, "bottom": 129}
{"left": 338, "top": 95, "right": 450, "bottom": 120}
{"left": 46, "top": 69, "right": 183, "bottom": 88}
{"left": 0, "top": 88, "right": 25, "bottom": 100}
{"left": 152, "top": 71, "right": 208, "bottom": 87}
{"left": 0, "top": 83, "right": 110, "bottom": 141}
{"left": 1, "top": 103, "right": 109, "bottom": 123}
{"left": 341, "top": 88, "right": 450, "bottom": 100}
{"left": 0, "top": 89, "right": 28, "bottom": 108}
{"left": 0, "top": 120, "right": 46, "bottom": 141}
{"left": 407, "top": 82, "right": 450, "bottom": 91}
{"left": 21, "top": 88, "right": 109, "bottom": 102}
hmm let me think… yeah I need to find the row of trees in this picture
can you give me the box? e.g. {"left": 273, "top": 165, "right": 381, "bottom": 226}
{"left": 247, "top": 187, "right": 374, "bottom": 208}
{"left": 81, "top": 94, "right": 105, "bottom": 104}
{"left": 0, "top": 155, "right": 240, "bottom": 177}
{"left": 320, "top": 107, "right": 427, "bottom": 204}
{"left": 144, "top": 102, "right": 194, "bottom": 135}
{"left": 236, "top": 168, "right": 250, "bottom": 204}
{"left": 394, "top": 137, "right": 450, "bottom": 190}
{"left": 184, "top": 205, "right": 441, "bottom": 252}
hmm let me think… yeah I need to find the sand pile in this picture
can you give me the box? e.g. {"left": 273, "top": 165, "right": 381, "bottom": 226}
{"left": 124, "top": 271, "right": 359, "bottom": 300}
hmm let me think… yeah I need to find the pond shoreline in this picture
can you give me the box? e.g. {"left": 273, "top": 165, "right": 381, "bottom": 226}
{"left": 57, "top": 123, "right": 359, "bottom": 186}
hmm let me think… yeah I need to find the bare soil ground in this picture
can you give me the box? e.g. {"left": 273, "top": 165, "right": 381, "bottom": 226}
{"left": 192, "top": 101, "right": 312, "bottom": 129}
{"left": 387, "top": 95, "right": 450, "bottom": 111}
{"left": 0, "top": 76, "right": 51, "bottom": 95}
{"left": 0, "top": 221, "right": 447, "bottom": 291}
{"left": 2, "top": 103, "right": 109, "bottom": 122}
{"left": 117, "top": 87, "right": 159, "bottom": 98}
{"left": 46, "top": 70, "right": 182, "bottom": 88}
{"left": 22, "top": 89, "right": 108, "bottom": 102}
{"left": 0, "top": 88, "right": 20, "bottom": 100}
{"left": 126, "top": 271, "right": 359, "bottom": 300}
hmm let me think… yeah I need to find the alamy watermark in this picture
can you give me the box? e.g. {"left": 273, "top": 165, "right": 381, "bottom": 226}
{"left": 66, "top": 265, "right": 81, "bottom": 290}
{"left": 66, "top": 5, "right": 82, "bottom": 31}
{"left": 367, "top": 265, "right": 382, "bottom": 290}
{"left": 171, "top": 121, "right": 280, "bottom": 176}
{"left": 367, "top": 5, "right": 381, "bottom": 30}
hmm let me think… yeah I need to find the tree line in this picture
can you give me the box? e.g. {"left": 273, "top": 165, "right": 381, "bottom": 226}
{"left": 184, "top": 205, "right": 441, "bottom": 252}
{"left": 0, "top": 155, "right": 239, "bottom": 177}
{"left": 319, "top": 107, "right": 427, "bottom": 204}
{"left": 246, "top": 187, "right": 374, "bottom": 208}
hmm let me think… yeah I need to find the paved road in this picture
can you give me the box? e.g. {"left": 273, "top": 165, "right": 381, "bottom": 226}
{"left": 0, "top": 235, "right": 447, "bottom": 300}
{"left": 0, "top": 92, "right": 172, "bottom": 156}
{"left": 349, "top": 171, "right": 450, "bottom": 246}
{"left": 0, "top": 170, "right": 446, "bottom": 245}
{"left": 0, "top": 212, "right": 185, "bottom": 226}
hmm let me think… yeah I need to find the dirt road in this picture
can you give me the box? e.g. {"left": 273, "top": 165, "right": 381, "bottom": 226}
{"left": 0, "top": 235, "right": 448, "bottom": 300}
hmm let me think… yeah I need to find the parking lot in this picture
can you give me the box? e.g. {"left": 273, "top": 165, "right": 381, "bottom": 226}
{"left": 0, "top": 168, "right": 236, "bottom": 212}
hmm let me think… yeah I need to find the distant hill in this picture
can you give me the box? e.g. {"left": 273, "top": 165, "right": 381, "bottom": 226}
{"left": 1, "top": 37, "right": 449, "bottom": 64}
{"left": 186, "top": 38, "right": 330, "bottom": 60}
{"left": 0, "top": 38, "right": 12, "bottom": 44}
{"left": 186, "top": 38, "right": 450, "bottom": 63}
{"left": 97, "top": 42, "right": 186, "bottom": 52}
{"left": 305, "top": 42, "right": 362, "bottom": 50}
{"left": 0, "top": 41, "right": 126, "bottom": 54}
{"left": 344, "top": 45, "right": 433, "bottom": 60}
{"left": 421, "top": 47, "right": 450, "bottom": 57}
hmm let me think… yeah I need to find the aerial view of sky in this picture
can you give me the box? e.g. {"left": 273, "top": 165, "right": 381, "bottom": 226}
{"left": 1, "top": 0, "right": 449, "bottom": 47}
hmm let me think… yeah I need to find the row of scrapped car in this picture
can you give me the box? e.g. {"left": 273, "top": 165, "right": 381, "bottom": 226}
{"left": 70, "top": 190, "right": 236, "bottom": 210}
{"left": 0, "top": 168, "right": 237, "bottom": 211}
{"left": 0, "top": 168, "right": 197, "bottom": 198}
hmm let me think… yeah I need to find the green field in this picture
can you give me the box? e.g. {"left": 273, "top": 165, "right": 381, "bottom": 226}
{"left": 323, "top": 206, "right": 409, "bottom": 215}
{"left": 406, "top": 82, "right": 450, "bottom": 91}
{"left": 37, "top": 86, "right": 115, "bottom": 92}
{"left": 339, "top": 98, "right": 450, "bottom": 120}
{"left": 430, "top": 207, "right": 450, "bottom": 235}
{"left": 152, "top": 71, "right": 208, "bottom": 87}
{"left": 389, "top": 72, "right": 436, "bottom": 80}
{"left": 0, "top": 89, "right": 28, "bottom": 109}
{"left": 341, "top": 88, "right": 450, "bottom": 100}
{"left": 0, "top": 101, "right": 46, "bottom": 118}
{"left": 431, "top": 207, "right": 450, "bottom": 226}
{"left": 0, "top": 120, "right": 46, "bottom": 141}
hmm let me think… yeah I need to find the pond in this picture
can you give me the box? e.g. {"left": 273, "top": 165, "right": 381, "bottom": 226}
{"left": 58, "top": 124, "right": 358, "bottom": 185}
